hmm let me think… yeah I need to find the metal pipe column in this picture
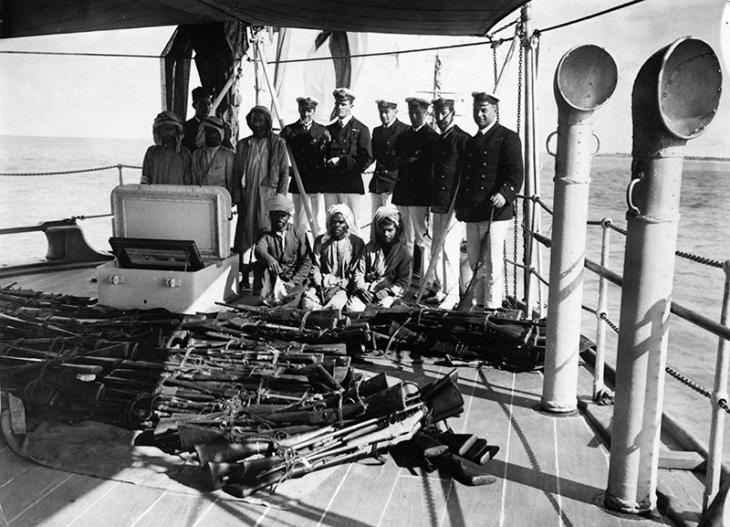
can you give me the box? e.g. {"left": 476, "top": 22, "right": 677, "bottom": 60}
{"left": 605, "top": 37, "right": 721, "bottom": 514}
{"left": 541, "top": 45, "right": 617, "bottom": 413}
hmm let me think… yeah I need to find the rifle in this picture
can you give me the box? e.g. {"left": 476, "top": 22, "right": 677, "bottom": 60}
{"left": 211, "top": 407, "right": 426, "bottom": 494}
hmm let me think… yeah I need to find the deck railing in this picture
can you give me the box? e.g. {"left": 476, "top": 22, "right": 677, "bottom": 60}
{"left": 517, "top": 193, "right": 730, "bottom": 513}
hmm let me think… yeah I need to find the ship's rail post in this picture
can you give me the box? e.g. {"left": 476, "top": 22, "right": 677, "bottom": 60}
{"left": 605, "top": 37, "right": 721, "bottom": 514}
{"left": 116, "top": 164, "right": 124, "bottom": 185}
{"left": 703, "top": 260, "right": 730, "bottom": 511}
{"left": 593, "top": 219, "right": 612, "bottom": 400}
{"left": 540, "top": 45, "right": 617, "bottom": 414}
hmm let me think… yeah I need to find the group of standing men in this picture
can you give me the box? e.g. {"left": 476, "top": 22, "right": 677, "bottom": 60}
{"left": 140, "top": 85, "right": 523, "bottom": 311}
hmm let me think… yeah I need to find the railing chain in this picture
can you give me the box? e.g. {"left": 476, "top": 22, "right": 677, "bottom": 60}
{"left": 0, "top": 164, "right": 142, "bottom": 177}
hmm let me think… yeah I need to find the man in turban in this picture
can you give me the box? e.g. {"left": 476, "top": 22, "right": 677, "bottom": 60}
{"left": 322, "top": 88, "right": 372, "bottom": 235}
{"left": 280, "top": 96, "right": 330, "bottom": 235}
{"left": 140, "top": 111, "right": 191, "bottom": 185}
{"left": 346, "top": 204, "right": 412, "bottom": 311}
{"left": 302, "top": 203, "right": 365, "bottom": 311}
{"left": 233, "top": 105, "right": 290, "bottom": 267}
{"left": 253, "top": 194, "right": 312, "bottom": 307}
{"left": 191, "top": 116, "right": 235, "bottom": 196}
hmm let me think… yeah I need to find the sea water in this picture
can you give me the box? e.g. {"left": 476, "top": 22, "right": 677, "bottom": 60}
{"left": 1, "top": 134, "right": 730, "bottom": 450}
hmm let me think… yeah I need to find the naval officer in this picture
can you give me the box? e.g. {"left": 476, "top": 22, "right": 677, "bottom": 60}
{"left": 280, "top": 96, "right": 330, "bottom": 235}
{"left": 322, "top": 88, "right": 373, "bottom": 235}
{"left": 369, "top": 99, "right": 409, "bottom": 216}
{"left": 455, "top": 91, "right": 523, "bottom": 309}
{"left": 428, "top": 97, "right": 470, "bottom": 307}
{"left": 392, "top": 96, "right": 439, "bottom": 279}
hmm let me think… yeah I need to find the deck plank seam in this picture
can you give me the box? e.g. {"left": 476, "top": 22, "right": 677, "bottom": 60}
{"left": 375, "top": 364, "right": 444, "bottom": 526}
{"left": 0, "top": 465, "right": 33, "bottom": 490}
{"left": 253, "top": 502, "right": 270, "bottom": 527}
{"left": 7, "top": 473, "right": 73, "bottom": 524}
{"left": 315, "top": 463, "right": 354, "bottom": 526}
{"left": 437, "top": 366, "right": 480, "bottom": 527}
{"left": 553, "top": 418, "right": 565, "bottom": 527}
{"left": 191, "top": 496, "right": 220, "bottom": 527}
{"left": 65, "top": 480, "right": 121, "bottom": 526}
{"left": 498, "top": 372, "right": 516, "bottom": 527}
{"left": 128, "top": 490, "right": 168, "bottom": 527}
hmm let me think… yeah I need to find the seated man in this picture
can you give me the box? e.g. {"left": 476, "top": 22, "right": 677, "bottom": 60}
{"left": 346, "top": 204, "right": 412, "bottom": 311}
{"left": 191, "top": 116, "right": 235, "bottom": 196}
{"left": 140, "top": 111, "right": 192, "bottom": 185}
{"left": 302, "top": 204, "right": 365, "bottom": 311}
{"left": 253, "top": 195, "right": 312, "bottom": 307}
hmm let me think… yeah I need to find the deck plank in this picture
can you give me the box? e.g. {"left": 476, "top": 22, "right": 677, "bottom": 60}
{"left": 487, "top": 370, "right": 566, "bottom": 526}
{"left": 323, "top": 366, "right": 447, "bottom": 527}
{"left": 65, "top": 481, "right": 165, "bottom": 527}
{"left": 9, "top": 475, "right": 119, "bottom": 527}
{"left": 440, "top": 367, "right": 515, "bottom": 527}
{"left": 0, "top": 465, "right": 75, "bottom": 523}
{"left": 131, "top": 492, "right": 217, "bottom": 527}
{"left": 0, "top": 448, "right": 35, "bottom": 488}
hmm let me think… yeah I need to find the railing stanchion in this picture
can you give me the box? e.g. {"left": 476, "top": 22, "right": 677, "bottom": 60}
{"left": 703, "top": 260, "right": 730, "bottom": 511}
{"left": 593, "top": 219, "right": 611, "bottom": 400}
{"left": 117, "top": 164, "right": 124, "bottom": 186}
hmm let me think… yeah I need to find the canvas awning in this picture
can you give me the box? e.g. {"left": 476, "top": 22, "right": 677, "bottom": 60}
{"left": 1, "top": 0, "right": 529, "bottom": 39}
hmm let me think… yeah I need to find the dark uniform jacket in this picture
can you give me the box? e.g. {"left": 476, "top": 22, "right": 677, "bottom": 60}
{"left": 392, "top": 124, "right": 439, "bottom": 207}
{"left": 369, "top": 119, "right": 410, "bottom": 194}
{"left": 455, "top": 123, "right": 523, "bottom": 223}
{"left": 182, "top": 117, "right": 202, "bottom": 153}
{"left": 324, "top": 117, "right": 373, "bottom": 194}
{"left": 431, "top": 124, "right": 470, "bottom": 214}
{"left": 280, "top": 121, "right": 330, "bottom": 194}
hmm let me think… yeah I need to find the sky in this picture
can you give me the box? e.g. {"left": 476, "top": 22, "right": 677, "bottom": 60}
{"left": 0, "top": 0, "right": 729, "bottom": 157}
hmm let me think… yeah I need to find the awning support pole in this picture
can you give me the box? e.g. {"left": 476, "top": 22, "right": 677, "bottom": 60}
{"left": 252, "top": 39, "right": 317, "bottom": 235}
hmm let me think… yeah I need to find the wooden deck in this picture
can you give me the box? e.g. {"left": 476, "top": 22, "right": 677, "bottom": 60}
{"left": 0, "top": 267, "right": 699, "bottom": 526}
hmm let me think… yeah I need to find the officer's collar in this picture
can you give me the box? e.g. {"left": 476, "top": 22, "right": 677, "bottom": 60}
{"left": 478, "top": 120, "right": 497, "bottom": 135}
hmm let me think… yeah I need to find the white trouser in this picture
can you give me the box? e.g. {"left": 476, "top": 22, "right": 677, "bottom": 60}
{"left": 396, "top": 205, "right": 430, "bottom": 277}
{"left": 323, "top": 193, "right": 363, "bottom": 236}
{"left": 370, "top": 192, "right": 393, "bottom": 217}
{"left": 293, "top": 193, "right": 324, "bottom": 236}
{"left": 466, "top": 219, "right": 509, "bottom": 309}
{"left": 430, "top": 212, "right": 464, "bottom": 299}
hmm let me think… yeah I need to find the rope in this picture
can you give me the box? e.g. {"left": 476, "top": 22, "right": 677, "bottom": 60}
{"left": 0, "top": 164, "right": 141, "bottom": 177}
{"left": 665, "top": 363, "right": 713, "bottom": 400}
{"left": 581, "top": 304, "right": 621, "bottom": 335}
{"left": 675, "top": 251, "right": 724, "bottom": 269}
{"left": 537, "top": 0, "right": 649, "bottom": 34}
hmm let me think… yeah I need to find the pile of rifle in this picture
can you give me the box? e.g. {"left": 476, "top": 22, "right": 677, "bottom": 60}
{"left": 220, "top": 303, "right": 546, "bottom": 371}
{"left": 0, "top": 286, "right": 506, "bottom": 496}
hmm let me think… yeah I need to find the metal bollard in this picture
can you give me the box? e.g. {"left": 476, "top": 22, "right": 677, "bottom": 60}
{"left": 541, "top": 45, "right": 617, "bottom": 413}
{"left": 605, "top": 37, "right": 722, "bottom": 514}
